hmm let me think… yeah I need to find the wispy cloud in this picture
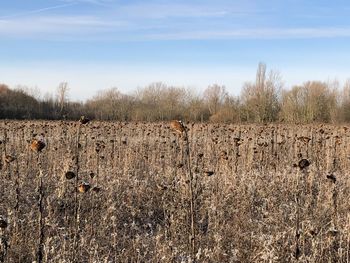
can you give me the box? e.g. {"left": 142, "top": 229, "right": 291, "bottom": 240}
{"left": 0, "top": 15, "right": 126, "bottom": 37}
{"left": 114, "top": 3, "right": 230, "bottom": 19}
{"left": 59, "top": 0, "right": 116, "bottom": 7}
{"left": 1, "top": 14, "right": 350, "bottom": 41}
{"left": 0, "top": 3, "right": 77, "bottom": 19}
{"left": 1, "top": 1, "right": 350, "bottom": 41}
{"left": 146, "top": 27, "right": 350, "bottom": 40}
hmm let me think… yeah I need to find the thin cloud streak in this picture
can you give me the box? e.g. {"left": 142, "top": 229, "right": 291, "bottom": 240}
{"left": 147, "top": 27, "right": 350, "bottom": 40}
{"left": 0, "top": 3, "right": 77, "bottom": 19}
{"left": 0, "top": 15, "right": 126, "bottom": 36}
{"left": 59, "top": 0, "right": 117, "bottom": 7}
{"left": 1, "top": 0, "right": 349, "bottom": 41}
{"left": 1, "top": 14, "right": 350, "bottom": 41}
{"left": 114, "top": 3, "right": 230, "bottom": 19}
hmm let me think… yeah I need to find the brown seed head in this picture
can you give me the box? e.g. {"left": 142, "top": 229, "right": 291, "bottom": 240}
{"left": 298, "top": 159, "right": 310, "bottom": 170}
{"left": 326, "top": 174, "right": 336, "bottom": 183}
{"left": 78, "top": 182, "right": 91, "bottom": 193}
{"left": 30, "top": 139, "right": 46, "bottom": 152}
{"left": 65, "top": 171, "right": 76, "bottom": 180}
{"left": 170, "top": 120, "right": 186, "bottom": 135}
{"left": 79, "top": 116, "right": 90, "bottom": 124}
{"left": 0, "top": 216, "right": 8, "bottom": 229}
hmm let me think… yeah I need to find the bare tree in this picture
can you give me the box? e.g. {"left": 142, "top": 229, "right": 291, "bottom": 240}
{"left": 337, "top": 80, "right": 350, "bottom": 122}
{"left": 131, "top": 83, "right": 188, "bottom": 121}
{"left": 209, "top": 95, "right": 241, "bottom": 123}
{"left": 86, "top": 87, "right": 131, "bottom": 120}
{"left": 279, "top": 85, "right": 305, "bottom": 123}
{"left": 203, "top": 84, "right": 228, "bottom": 116}
{"left": 241, "top": 62, "right": 282, "bottom": 122}
{"left": 280, "top": 81, "right": 338, "bottom": 123}
{"left": 184, "top": 89, "right": 209, "bottom": 122}
{"left": 56, "top": 82, "right": 69, "bottom": 116}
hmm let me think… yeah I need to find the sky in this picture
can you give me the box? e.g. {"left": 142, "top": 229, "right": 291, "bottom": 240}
{"left": 0, "top": 0, "right": 350, "bottom": 101}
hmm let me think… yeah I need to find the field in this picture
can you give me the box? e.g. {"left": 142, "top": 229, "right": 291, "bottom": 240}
{"left": 1, "top": 120, "right": 350, "bottom": 262}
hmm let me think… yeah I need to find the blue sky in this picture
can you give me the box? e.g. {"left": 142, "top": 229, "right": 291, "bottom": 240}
{"left": 0, "top": 0, "right": 349, "bottom": 100}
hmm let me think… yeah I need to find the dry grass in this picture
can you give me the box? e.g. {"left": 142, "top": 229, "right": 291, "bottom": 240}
{"left": 1, "top": 121, "right": 350, "bottom": 262}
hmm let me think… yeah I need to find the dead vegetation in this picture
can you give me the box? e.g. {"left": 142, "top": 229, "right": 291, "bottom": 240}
{"left": 1, "top": 120, "right": 350, "bottom": 262}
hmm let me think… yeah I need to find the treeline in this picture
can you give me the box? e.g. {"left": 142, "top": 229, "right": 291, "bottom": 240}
{"left": 1, "top": 63, "right": 350, "bottom": 123}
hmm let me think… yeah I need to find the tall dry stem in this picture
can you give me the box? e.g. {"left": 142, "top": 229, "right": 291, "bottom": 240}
{"left": 73, "top": 123, "right": 82, "bottom": 262}
{"left": 183, "top": 126, "right": 197, "bottom": 261}
{"left": 36, "top": 153, "right": 44, "bottom": 263}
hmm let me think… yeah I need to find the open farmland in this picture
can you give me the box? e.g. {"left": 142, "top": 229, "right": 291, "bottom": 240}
{"left": 1, "top": 121, "right": 350, "bottom": 262}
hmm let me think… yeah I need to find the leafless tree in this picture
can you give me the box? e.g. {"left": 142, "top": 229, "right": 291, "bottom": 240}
{"left": 203, "top": 84, "right": 228, "bottom": 116}
{"left": 241, "top": 62, "right": 282, "bottom": 122}
{"left": 56, "top": 82, "right": 69, "bottom": 116}
{"left": 280, "top": 81, "right": 338, "bottom": 123}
